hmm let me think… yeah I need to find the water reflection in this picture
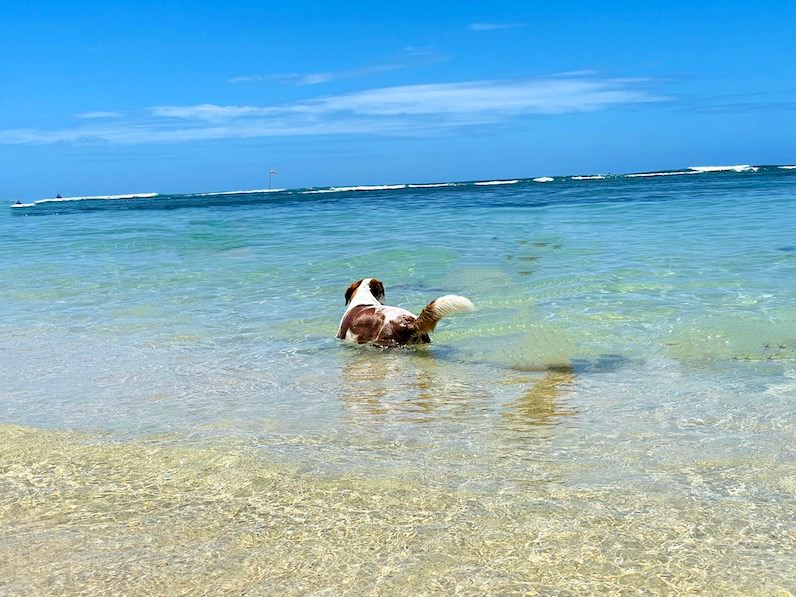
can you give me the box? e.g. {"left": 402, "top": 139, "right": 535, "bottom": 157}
{"left": 339, "top": 346, "right": 577, "bottom": 430}
{"left": 339, "top": 346, "right": 472, "bottom": 418}
{"left": 500, "top": 370, "right": 577, "bottom": 431}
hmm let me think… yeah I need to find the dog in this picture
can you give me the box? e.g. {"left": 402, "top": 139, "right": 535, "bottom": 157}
{"left": 337, "top": 278, "right": 474, "bottom": 347}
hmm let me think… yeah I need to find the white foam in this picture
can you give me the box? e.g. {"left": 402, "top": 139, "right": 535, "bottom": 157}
{"left": 533, "top": 177, "right": 554, "bottom": 183}
{"left": 571, "top": 175, "right": 606, "bottom": 180}
{"left": 474, "top": 179, "right": 519, "bottom": 186}
{"left": 407, "top": 183, "right": 457, "bottom": 188}
{"left": 779, "top": 165, "right": 796, "bottom": 169}
{"left": 11, "top": 192, "right": 158, "bottom": 207}
{"left": 338, "top": 184, "right": 407, "bottom": 192}
{"left": 625, "top": 170, "right": 699, "bottom": 178}
{"left": 688, "top": 165, "right": 758, "bottom": 173}
{"left": 51, "top": 192, "right": 157, "bottom": 202}
{"left": 194, "top": 188, "right": 284, "bottom": 197}
{"left": 303, "top": 184, "right": 407, "bottom": 194}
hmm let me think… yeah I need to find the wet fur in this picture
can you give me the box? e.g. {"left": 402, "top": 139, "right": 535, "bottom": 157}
{"left": 337, "top": 278, "right": 473, "bottom": 347}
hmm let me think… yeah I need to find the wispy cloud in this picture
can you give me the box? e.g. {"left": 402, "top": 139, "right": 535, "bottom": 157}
{"left": 551, "top": 70, "right": 600, "bottom": 78}
{"left": 0, "top": 74, "right": 665, "bottom": 145}
{"left": 229, "top": 63, "right": 404, "bottom": 85}
{"left": 228, "top": 47, "right": 448, "bottom": 85}
{"left": 300, "top": 77, "right": 660, "bottom": 115}
{"left": 149, "top": 104, "right": 270, "bottom": 120}
{"left": 678, "top": 91, "right": 796, "bottom": 113}
{"left": 74, "top": 111, "right": 122, "bottom": 119}
{"left": 469, "top": 22, "right": 524, "bottom": 31}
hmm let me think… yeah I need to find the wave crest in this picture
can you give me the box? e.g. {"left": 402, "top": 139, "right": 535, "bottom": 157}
{"left": 11, "top": 192, "right": 158, "bottom": 207}
{"left": 688, "top": 165, "right": 758, "bottom": 173}
{"left": 475, "top": 180, "right": 519, "bottom": 186}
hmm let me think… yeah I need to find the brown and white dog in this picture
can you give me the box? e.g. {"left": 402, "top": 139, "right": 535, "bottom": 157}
{"left": 337, "top": 278, "right": 474, "bottom": 347}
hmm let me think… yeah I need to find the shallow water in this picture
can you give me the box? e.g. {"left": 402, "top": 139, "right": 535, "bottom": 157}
{"left": 2, "top": 171, "right": 796, "bottom": 594}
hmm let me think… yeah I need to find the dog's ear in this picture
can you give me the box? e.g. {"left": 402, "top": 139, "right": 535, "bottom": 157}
{"left": 369, "top": 279, "right": 385, "bottom": 304}
{"left": 345, "top": 280, "right": 363, "bottom": 305}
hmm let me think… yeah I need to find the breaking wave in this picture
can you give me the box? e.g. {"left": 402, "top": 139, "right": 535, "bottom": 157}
{"left": 625, "top": 170, "right": 699, "bottom": 178}
{"left": 688, "top": 165, "right": 758, "bottom": 173}
{"left": 193, "top": 188, "right": 285, "bottom": 197}
{"left": 474, "top": 180, "right": 519, "bottom": 186}
{"left": 9, "top": 164, "right": 791, "bottom": 209}
{"left": 11, "top": 192, "right": 158, "bottom": 208}
{"left": 626, "top": 164, "right": 762, "bottom": 179}
{"left": 302, "top": 184, "right": 407, "bottom": 194}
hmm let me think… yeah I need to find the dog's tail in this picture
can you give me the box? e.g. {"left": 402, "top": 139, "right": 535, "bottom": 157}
{"left": 412, "top": 295, "right": 474, "bottom": 334}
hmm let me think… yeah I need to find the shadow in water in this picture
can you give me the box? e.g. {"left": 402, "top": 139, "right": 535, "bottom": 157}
{"left": 338, "top": 345, "right": 586, "bottom": 430}
{"left": 571, "top": 353, "right": 628, "bottom": 373}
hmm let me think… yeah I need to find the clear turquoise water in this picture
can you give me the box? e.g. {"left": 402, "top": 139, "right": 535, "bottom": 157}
{"left": 2, "top": 170, "right": 795, "bottom": 594}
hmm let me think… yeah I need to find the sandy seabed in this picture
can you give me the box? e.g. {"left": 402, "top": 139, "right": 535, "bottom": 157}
{"left": 2, "top": 424, "right": 794, "bottom": 596}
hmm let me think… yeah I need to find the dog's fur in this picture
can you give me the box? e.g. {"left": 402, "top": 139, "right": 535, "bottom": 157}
{"left": 337, "top": 278, "right": 474, "bottom": 347}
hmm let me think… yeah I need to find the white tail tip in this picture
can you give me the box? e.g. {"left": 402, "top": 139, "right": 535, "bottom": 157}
{"left": 432, "top": 295, "right": 475, "bottom": 317}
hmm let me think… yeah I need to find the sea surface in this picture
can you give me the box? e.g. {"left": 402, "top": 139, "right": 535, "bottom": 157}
{"left": 2, "top": 166, "right": 795, "bottom": 594}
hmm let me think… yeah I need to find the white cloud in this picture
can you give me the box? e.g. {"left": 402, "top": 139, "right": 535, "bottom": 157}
{"left": 301, "top": 78, "right": 660, "bottom": 116}
{"left": 0, "top": 74, "right": 665, "bottom": 145}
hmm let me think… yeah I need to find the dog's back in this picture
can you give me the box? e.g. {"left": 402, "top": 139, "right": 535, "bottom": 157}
{"left": 337, "top": 304, "right": 431, "bottom": 346}
{"left": 337, "top": 278, "right": 473, "bottom": 347}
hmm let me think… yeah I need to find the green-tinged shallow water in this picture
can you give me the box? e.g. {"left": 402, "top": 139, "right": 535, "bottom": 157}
{"left": 1, "top": 170, "right": 795, "bottom": 594}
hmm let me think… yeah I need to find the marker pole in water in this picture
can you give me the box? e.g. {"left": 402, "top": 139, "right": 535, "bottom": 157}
{"left": 269, "top": 169, "right": 278, "bottom": 190}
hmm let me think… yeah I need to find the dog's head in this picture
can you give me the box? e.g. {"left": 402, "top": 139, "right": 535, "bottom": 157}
{"left": 344, "top": 278, "right": 385, "bottom": 306}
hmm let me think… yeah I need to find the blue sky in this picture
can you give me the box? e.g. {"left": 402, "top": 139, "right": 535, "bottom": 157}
{"left": 1, "top": 1, "right": 794, "bottom": 197}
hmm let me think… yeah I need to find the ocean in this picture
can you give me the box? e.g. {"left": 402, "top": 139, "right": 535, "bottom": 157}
{"left": 2, "top": 166, "right": 795, "bottom": 594}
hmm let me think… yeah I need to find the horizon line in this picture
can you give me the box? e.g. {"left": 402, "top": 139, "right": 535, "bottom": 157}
{"left": 8, "top": 163, "right": 794, "bottom": 205}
